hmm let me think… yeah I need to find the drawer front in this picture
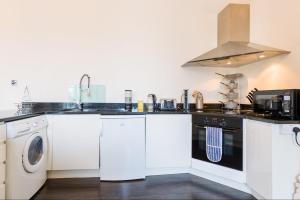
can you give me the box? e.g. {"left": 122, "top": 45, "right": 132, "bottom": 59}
{"left": 0, "top": 144, "right": 6, "bottom": 164}
{"left": 0, "top": 125, "right": 5, "bottom": 143}
{"left": 0, "top": 183, "right": 5, "bottom": 200}
{"left": 0, "top": 163, "right": 5, "bottom": 181}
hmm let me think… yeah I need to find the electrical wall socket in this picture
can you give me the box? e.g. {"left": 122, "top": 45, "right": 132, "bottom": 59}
{"left": 11, "top": 80, "right": 17, "bottom": 86}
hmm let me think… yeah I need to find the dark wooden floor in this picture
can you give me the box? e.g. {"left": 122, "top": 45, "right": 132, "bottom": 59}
{"left": 31, "top": 174, "right": 255, "bottom": 200}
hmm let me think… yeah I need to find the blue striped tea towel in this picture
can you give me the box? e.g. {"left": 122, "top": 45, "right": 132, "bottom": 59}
{"left": 206, "top": 127, "right": 223, "bottom": 162}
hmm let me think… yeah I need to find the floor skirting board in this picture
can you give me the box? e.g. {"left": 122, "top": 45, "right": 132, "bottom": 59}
{"left": 189, "top": 168, "right": 251, "bottom": 194}
{"left": 146, "top": 167, "right": 190, "bottom": 176}
{"left": 47, "top": 170, "right": 100, "bottom": 179}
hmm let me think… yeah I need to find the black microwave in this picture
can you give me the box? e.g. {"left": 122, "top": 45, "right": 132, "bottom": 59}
{"left": 253, "top": 89, "right": 300, "bottom": 120}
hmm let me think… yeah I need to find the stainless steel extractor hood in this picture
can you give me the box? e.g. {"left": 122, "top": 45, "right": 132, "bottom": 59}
{"left": 182, "top": 4, "right": 290, "bottom": 68}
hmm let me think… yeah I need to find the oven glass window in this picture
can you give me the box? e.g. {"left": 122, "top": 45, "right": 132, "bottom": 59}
{"left": 223, "top": 133, "right": 233, "bottom": 155}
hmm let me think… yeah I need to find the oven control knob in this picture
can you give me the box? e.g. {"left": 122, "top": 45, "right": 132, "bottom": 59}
{"left": 203, "top": 118, "right": 209, "bottom": 125}
{"left": 220, "top": 119, "right": 227, "bottom": 127}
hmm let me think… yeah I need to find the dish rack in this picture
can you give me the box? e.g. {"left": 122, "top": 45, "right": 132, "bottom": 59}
{"left": 216, "top": 73, "right": 243, "bottom": 110}
{"left": 15, "top": 102, "right": 33, "bottom": 114}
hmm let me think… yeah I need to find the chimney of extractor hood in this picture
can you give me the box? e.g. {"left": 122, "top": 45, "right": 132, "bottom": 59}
{"left": 217, "top": 4, "right": 250, "bottom": 45}
{"left": 182, "top": 3, "right": 290, "bottom": 68}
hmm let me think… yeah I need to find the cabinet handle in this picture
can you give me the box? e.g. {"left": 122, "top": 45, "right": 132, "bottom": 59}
{"left": 2, "top": 141, "right": 5, "bottom": 145}
{"left": 2, "top": 161, "right": 5, "bottom": 165}
{"left": 2, "top": 181, "right": 5, "bottom": 185}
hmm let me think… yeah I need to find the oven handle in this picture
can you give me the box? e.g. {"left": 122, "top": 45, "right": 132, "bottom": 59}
{"left": 193, "top": 124, "right": 240, "bottom": 131}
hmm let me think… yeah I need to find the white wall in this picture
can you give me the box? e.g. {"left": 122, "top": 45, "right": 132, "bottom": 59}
{"left": 0, "top": 0, "right": 249, "bottom": 110}
{"left": 238, "top": 0, "right": 300, "bottom": 103}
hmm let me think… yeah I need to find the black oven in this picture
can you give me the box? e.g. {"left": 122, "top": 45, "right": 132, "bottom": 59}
{"left": 192, "top": 114, "right": 243, "bottom": 171}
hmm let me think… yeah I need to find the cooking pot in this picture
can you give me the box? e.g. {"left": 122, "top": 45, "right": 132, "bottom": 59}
{"left": 219, "top": 91, "right": 238, "bottom": 100}
{"left": 220, "top": 81, "right": 238, "bottom": 90}
{"left": 219, "top": 100, "right": 238, "bottom": 110}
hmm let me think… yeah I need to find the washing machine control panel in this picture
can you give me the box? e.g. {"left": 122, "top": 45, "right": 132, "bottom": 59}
{"left": 6, "top": 116, "right": 48, "bottom": 138}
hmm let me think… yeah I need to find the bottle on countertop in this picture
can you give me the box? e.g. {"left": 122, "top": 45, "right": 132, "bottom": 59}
{"left": 181, "top": 89, "right": 189, "bottom": 111}
{"left": 137, "top": 100, "right": 144, "bottom": 112}
{"left": 125, "top": 90, "right": 132, "bottom": 111}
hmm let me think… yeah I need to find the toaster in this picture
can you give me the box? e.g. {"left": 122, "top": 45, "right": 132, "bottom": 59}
{"left": 160, "top": 99, "right": 177, "bottom": 111}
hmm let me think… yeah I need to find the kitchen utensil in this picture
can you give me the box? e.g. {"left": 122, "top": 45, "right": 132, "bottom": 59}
{"left": 220, "top": 81, "right": 238, "bottom": 89}
{"left": 247, "top": 94, "right": 253, "bottom": 101}
{"left": 219, "top": 92, "right": 238, "bottom": 100}
{"left": 246, "top": 96, "right": 253, "bottom": 103}
{"left": 192, "top": 90, "right": 204, "bottom": 110}
{"left": 160, "top": 98, "right": 177, "bottom": 111}
{"left": 247, "top": 88, "right": 259, "bottom": 101}
{"left": 219, "top": 100, "right": 238, "bottom": 110}
{"left": 216, "top": 73, "right": 243, "bottom": 80}
{"left": 147, "top": 94, "right": 157, "bottom": 112}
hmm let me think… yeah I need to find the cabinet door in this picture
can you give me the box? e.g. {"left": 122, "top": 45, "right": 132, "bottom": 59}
{"left": 146, "top": 114, "right": 192, "bottom": 168}
{"left": 51, "top": 115, "right": 101, "bottom": 170}
{"left": 0, "top": 183, "right": 4, "bottom": 200}
{"left": 246, "top": 119, "right": 273, "bottom": 199}
{"left": 0, "top": 124, "right": 5, "bottom": 199}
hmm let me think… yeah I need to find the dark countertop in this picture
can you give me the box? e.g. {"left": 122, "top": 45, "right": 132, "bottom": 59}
{"left": 0, "top": 109, "right": 190, "bottom": 123}
{"left": 191, "top": 110, "right": 300, "bottom": 124}
{"left": 1, "top": 108, "right": 300, "bottom": 124}
{"left": 0, "top": 110, "right": 43, "bottom": 123}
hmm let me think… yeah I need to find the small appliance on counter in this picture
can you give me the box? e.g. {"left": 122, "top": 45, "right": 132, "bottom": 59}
{"left": 192, "top": 90, "right": 204, "bottom": 110}
{"left": 253, "top": 89, "right": 300, "bottom": 120}
{"left": 160, "top": 98, "right": 177, "bottom": 111}
{"left": 181, "top": 89, "right": 189, "bottom": 111}
{"left": 147, "top": 94, "right": 158, "bottom": 112}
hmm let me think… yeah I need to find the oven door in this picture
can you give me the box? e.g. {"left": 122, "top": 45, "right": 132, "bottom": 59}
{"left": 192, "top": 124, "right": 243, "bottom": 171}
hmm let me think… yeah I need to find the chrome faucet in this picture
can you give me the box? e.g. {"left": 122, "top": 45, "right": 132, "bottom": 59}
{"left": 78, "top": 74, "right": 91, "bottom": 110}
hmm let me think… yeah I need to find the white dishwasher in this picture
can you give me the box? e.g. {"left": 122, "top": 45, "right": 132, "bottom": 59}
{"left": 100, "top": 115, "right": 145, "bottom": 181}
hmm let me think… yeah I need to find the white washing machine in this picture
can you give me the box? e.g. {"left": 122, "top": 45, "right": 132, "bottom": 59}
{"left": 6, "top": 116, "right": 48, "bottom": 200}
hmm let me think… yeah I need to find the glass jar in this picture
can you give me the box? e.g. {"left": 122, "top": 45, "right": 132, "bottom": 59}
{"left": 125, "top": 90, "right": 132, "bottom": 111}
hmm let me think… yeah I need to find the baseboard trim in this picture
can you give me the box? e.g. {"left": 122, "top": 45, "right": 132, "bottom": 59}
{"left": 47, "top": 170, "right": 100, "bottom": 179}
{"left": 146, "top": 167, "right": 190, "bottom": 176}
{"left": 190, "top": 168, "right": 251, "bottom": 194}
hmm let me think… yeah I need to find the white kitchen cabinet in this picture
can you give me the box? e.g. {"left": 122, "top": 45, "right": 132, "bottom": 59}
{"left": 48, "top": 115, "right": 101, "bottom": 170}
{"left": 245, "top": 119, "right": 300, "bottom": 199}
{"left": 246, "top": 119, "right": 273, "bottom": 199}
{"left": 100, "top": 115, "right": 146, "bottom": 180}
{"left": 0, "top": 124, "right": 6, "bottom": 200}
{"left": 146, "top": 114, "right": 192, "bottom": 171}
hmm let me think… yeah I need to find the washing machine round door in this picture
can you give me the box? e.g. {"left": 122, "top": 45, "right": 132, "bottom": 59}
{"left": 22, "top": 132, "right": 46, "bottom": 173}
